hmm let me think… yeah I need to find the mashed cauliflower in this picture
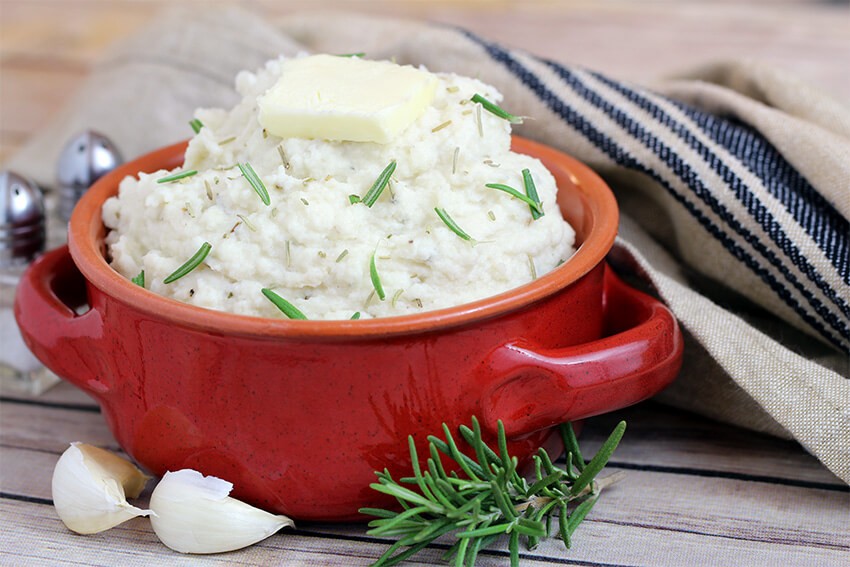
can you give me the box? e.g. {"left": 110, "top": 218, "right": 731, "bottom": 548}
{"left": 102, "top": 56, "right": 575, "bottom": 320}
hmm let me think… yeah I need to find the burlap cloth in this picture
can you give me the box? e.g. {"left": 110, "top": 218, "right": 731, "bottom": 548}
{"left": 7, "top": 8, "right": 849, "bottom": 483}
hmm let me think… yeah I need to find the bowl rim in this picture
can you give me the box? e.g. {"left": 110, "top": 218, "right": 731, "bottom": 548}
{"left": 68, "top": 136, "right": 619, "bottom": 339}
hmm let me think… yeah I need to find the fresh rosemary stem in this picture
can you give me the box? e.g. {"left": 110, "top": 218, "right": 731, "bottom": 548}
{"left": 157, "top": 170, "right": 198, "bottom": 184}
{"left": 470, "top": 94, "right": 524, "bottom": 124}
{"left": 163, "top": 242, "right": 211, "bottom": 283}
{"left": 361, "top": 160, "right": 397, "bottom": 207}
{"left": 238, "top": 162, "right": 271, "bottom": 206}
{"left": 361, "top": 418, "right": 626, "bottom": 566}
{"left": 131, "top": 270, "right": 145, "bottom": 288}
{"left": 261, "top": 288, "right": 308, "bottom": 320}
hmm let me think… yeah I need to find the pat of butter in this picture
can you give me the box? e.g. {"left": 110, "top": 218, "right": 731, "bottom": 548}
{"left": 257, "top": 55, "right": 438, "bottom": 144}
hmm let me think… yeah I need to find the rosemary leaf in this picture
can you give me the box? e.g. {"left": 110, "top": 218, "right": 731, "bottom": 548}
{"left": 522, "top": 168, "right": 543, "bottom": 219}
{"left": 560, "top": 422, "right": 585, "bottom": 474}
{"left": 485, "top": 183, "right": 543, "bottom": 213}
{"left": 471, "top": 93, "right": 524, "bottom": 124}
{"left": 434, "top": 208, "right": 474, "bottom": 242}
{"left": 261, "top": 288, "right": 308, "bottom": 320}
{"left": 570, "top": 421, "right": 626, "bottom": 496}
{"left": 391, "top": 288, "right": 404, "bottom": 308}
{"left": 370, "top": 249, "right": 386, "bottom": 300}
{"left": 431, "top": 120, "right": 452, "bottom": 133}
{"left": 350, "top": 311, "right": 361, "bottom": 320}
{"left": 157, "top": 170, "right": 198, "bottom": 184}
{"left": 189, "top": 118, "right": 203, "bottom": 134}
{"left": 131, "top": 270, "right": 145, "bottom": 288}
{"left": 361, "top": 160, "right": 397, "bottom": 207}
{"left": 163, "top": 242, "right": 211, "bottom": 284}
{"left": 238, "top": 162, "right": 270, "bottom": 206}
{"left": 277, "top": 145, "right": 291, "bottom": 169}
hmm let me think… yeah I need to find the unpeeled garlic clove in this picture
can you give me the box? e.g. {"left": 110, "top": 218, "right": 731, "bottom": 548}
{"left": 149, "top": 469, "right": 294, "bottom": 554}
{"left": 52, "top": 442, "right": 152, "bottom": 534}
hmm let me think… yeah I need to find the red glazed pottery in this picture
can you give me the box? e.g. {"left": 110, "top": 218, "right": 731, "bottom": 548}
{"left": 15, "top": 137, "right": 682, "bottom": 521}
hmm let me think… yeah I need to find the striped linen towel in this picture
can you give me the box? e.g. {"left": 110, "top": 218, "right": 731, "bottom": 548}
{"left": 7, "top": 8, "right": 849, "bottom": 483}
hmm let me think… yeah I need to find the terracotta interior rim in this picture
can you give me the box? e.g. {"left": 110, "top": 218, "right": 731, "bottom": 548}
{"left": 68, "top": 137, "right": 619, "bottom": 339}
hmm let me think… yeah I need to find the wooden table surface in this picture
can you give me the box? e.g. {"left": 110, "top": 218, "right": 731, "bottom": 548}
{"left": 2, "top": 1, "right": 849, "bottom": 566}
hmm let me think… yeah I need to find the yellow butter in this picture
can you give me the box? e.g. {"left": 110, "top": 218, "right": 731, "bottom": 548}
{"left": 257, "top": 55, "right": 438, "bottom": 144}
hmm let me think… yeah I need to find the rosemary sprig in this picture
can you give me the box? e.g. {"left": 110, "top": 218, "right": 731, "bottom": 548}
{"left": 485, "top": 183, "right": 543, "bottom": 214}
{"left": 189, "top": 118, "right": 204, "bottom": 134}
{"left": 261, "top": 288, "right": 308, "bottom": 320}
{"left": 157, "top": 170, "right": 198, "bottom": 184}
{"left": 522, "top": 168, "right": 543, "bottom": 220}
{"left": 238, "top": 162, "right": 270, "bottom": 206}
{"left": 471, "top": 94, "right": 523, "bottom": 124}
{"left": 163, "top": 242, "right": 211, "bottom": 284}
{"left": 434, "top": 208, "right": 474, "bottom": 242}
{"left": 361, "top": 418, "right": 626, "bottom": 567}
{"left": 131, "top": 270, "right": 145, "bottom": 288}
{"left": 361, "top": 160, "right": 397, "bottom": 207}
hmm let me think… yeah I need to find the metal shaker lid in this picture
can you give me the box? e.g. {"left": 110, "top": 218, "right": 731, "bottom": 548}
{"left": 0, "top": 171, "right": 46, "bottom": 267}
{"left": 57, "top": 130, "right": 122, "bottom": 222}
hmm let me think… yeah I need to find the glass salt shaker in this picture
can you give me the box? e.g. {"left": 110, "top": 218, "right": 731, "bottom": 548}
{"left": 0, "top": 171, "right": 60, "bottom": 394}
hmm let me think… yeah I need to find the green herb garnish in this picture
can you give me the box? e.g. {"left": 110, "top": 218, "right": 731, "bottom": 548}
{"left": 528, "top": 254, "right": 537, "bottom": 280}
{"left": 163, "top": 242, "right": 211, "bottom": 284}
{"left": 485, "top": 183, "right": 543, "bottom": 214}
{"left": 361, "top": 160, "right": 397, "bottom": 207}
{"left": 431, "top": 120, "right": 452, "bottom": 133}
{"left": 336, "top": 52, "right": 366, "bottom": 58}
{"left": 157, "top": 170, "right": 198, "bottom": 184}
{"left": 361, "top": 418, "right": 626, "bottom": 567}
{"left": 471, "top": 93, "right": 524, "bottom": 124}
{"left": 351, "top": 312, "right": 361, "bottom": 320}
{"left": 131, "top": 270, "right": 145, "bottom": 288}
{"left": 370, "top": 250, "right": 386, "bottom": 301}
{"left": 522, "top": 168, "right": 543, "bottom": 220}
{"left": 261, "top": 288, "right": 308, "bottom": 320}
{"left": 277, "top": 145, "right": 291, "bottom": 169}
{"left": 434, "top": 208, "right": 474, "bottom": 242}
{"left": 238, "top": 162, "right": 270, "bottom": 206}
{"left": 189, "top": 118, "right": 204, "bottom": 134}
{"left": 349, "top": 194, "right": 361, "bottom": 205}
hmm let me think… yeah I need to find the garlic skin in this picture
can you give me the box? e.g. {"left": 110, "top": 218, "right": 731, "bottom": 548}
{"left": 52, "top": 442, "right": 152, "bottom": 534}
{"left": 149, "top": 469, "right": 294, "bottom": 554}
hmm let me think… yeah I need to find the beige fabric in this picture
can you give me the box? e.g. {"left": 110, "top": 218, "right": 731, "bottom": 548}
{"left": 5, "top": 7, "right": 849, "bottom": 483}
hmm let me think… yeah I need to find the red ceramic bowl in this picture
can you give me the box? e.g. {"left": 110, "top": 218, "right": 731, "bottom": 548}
{"left": 16, "top": 137, "right": 682, "bottom": 521}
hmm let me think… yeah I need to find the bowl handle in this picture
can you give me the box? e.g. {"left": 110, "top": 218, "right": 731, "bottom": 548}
{"left": 480, "top": 266, "right": 683, "bottom": 437}
{"left": 14, "top": 245, "right": 108, "bottom": 397}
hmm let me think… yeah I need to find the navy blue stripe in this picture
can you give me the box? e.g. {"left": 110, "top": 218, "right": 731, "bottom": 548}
{"left": 676, "top": 105, "right": 850, "bottom": 285}
{"left": 543, "top": 63, "right": 850, "bottom": 347}
{"left": 584, "top": 71, "right": 850, "bottom": 320}
{"left": 588, "top": 71, "right": 850, "bottom": 306}
{"left": 459, "top": 31, "right": 848, "bottom": 351}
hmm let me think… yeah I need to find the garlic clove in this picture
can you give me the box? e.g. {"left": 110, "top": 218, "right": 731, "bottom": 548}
{"left": 52, "top": 442, "right": 152, "bottom": 534}
{"left": 149, "top": 469, "right": 294, "bottom": 554}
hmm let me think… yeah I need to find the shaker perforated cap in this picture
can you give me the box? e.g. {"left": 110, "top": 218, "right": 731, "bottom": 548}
{"left": 0, "top": 171, "right": 46, "bottom": 267}
{"left": 57, "top": 130, "right": 122, "bottom": 222}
